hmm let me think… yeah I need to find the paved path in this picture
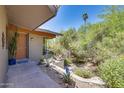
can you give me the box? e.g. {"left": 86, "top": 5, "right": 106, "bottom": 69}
{"left": 6, "top": 61, "right": 61, "bottom": 88}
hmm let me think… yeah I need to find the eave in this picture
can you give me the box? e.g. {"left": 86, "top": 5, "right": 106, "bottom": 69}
{"left": 6, "top": 5, "right": 58, "bottom": 30}
{"left": 7, "top": 24, "right": 59, "bottom": 39}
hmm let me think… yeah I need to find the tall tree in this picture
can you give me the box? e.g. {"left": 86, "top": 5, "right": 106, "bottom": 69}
{"left": 82, "top": 13, "right": 88, "bottom": 32}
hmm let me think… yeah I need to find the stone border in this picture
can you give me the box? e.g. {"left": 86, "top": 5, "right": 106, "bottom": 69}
{"left": 50, "top": 63, "right": 105, "bottom": 88}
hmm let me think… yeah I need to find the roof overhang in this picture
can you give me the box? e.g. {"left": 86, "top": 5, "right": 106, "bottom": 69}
{"left": 36, "top": 28, "right": 62, "bottom": 36}
{"left": 6, "top": 5, "right": 58, "bottom": 30}
{"left": 7, "top": 24, "right": 62, "bottom": 39}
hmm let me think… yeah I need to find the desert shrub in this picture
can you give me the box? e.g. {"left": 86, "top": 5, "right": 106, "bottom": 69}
{"left": 70, "top": 40, "right": 91, "bottom": 63}
{"left": 37, "top": 56, "right": 45, "bottom": 65}
{"left": 59, "top": 28, "right": 77, "bottom": 49}
{"left": 98, "top": 58, "right": 124, "bottom": 88}
{"left": 48, "top": 37, "right": 67, "bottom": 56}
{"left": 49, "top": 43, "right": 65, "bottom": 55}
{"left": 64, "top": 58, "right": 72, "bottom": 66}
{"left": 40, "top": 56, "right": 44, "bottom": 62}
{"left": 74, "top": 68, "right": 94, "bottom": 78}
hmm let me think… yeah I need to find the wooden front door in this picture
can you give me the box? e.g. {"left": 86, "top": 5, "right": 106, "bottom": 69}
{"left": 16, "top": 33, "right": 28, "bottom": 59}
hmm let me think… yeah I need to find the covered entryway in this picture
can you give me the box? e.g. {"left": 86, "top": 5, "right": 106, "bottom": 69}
{"left": 16, "top": 32, "right": 28, "bottom": 59}
{"left": 7, "top": 24, "right": 62, "bottom": 62}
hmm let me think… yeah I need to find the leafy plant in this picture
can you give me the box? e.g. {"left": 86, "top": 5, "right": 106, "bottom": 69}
{"left": 98, "top": 58, "right": 124, "bottom": 88}
{"left": 40, "top": 56, "right": 44, "bottom": 62}
{"left": 64, "top": 58, "right": 72, "bottom": 66}
{"left": 8, "top": 32, "right": 19, "bottom": 59}
{"left": 74, "top": 68, "right": 94, "bottom": 78}
{"left": 63, "top": 73, "right": 73, "bottom": 84}
{"left": 48, "top": 38, "right": 66, "bottom": 56}
{"left": 37, "top": 56, "right": 45, "bottom": 65}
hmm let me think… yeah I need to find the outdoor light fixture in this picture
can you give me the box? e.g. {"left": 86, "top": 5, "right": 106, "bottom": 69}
{"left": 30, "top": 37, "right": 34, "bottom": 40}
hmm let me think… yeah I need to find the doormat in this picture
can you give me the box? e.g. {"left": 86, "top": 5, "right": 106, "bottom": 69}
{"left": 17, "top": 60, "right": 28, "bottom": 64}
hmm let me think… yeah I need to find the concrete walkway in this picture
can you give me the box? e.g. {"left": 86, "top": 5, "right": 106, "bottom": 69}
{"left": 6, "top": 61, "right": 61, "bottom": 88}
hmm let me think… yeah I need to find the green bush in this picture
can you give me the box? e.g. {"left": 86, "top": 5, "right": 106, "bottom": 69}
{"left": 74, "top": 68, "right": 94, "bottom": 78}
{"left": 98, "top": 58, "right": 124, "bottom": 88}
{"left": 64, "top": 58, "right": 72, "bottom": 66}
{"left": 37, "top": 56, "right": 45, "bottom": 65}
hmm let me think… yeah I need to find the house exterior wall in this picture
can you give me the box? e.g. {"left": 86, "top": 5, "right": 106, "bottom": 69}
{"left": 29, "top": 34, "right": 43, "bottom": 62}
{"left": 0, "top": 6, "right": 8, "bottom": 85}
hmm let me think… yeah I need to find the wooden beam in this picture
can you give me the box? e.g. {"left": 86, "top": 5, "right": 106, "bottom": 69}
{"left": 7, "top": 24, "right": 56, "bottom": 39}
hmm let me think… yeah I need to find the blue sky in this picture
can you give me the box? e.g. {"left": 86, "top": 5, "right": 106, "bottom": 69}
{"left": 40, "top": 5, "right": 106, "bottom": 32}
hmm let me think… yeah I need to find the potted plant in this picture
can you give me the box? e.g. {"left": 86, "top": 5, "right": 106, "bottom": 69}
{"left": 64, "top": 58, "right": 72, "bottom": 75}
{"left": 8, "top": 32, "right": 19, "bottom": 65}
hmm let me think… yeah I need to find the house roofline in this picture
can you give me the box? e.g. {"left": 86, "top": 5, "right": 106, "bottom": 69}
{"left": 36, "top": 28, "right": 62, "bottom": 36}
{"left": 6, "top": 5, "right": 59, "bottom": 31}
{"left": 32, "top": 13, "right": 56, "bottom": 31}
{"left": 7, "top": 24, "right": 61, "bottom": 39}
{"left": 32, "top": 5, "right": 59, "bottom": 31}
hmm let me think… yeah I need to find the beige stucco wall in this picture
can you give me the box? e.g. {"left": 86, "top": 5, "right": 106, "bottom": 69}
{"left": 0, "top": 6, "right": 8, "bottom": 85}
{"left": 29, "top": 34, "right": 43, "bottom": 62}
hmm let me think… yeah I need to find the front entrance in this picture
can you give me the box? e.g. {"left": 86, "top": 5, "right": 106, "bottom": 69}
{"left": 16, "top": 32, "right": 28, "bottom": 59}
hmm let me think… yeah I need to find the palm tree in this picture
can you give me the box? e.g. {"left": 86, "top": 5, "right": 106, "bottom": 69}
{"left": 82, "top": 13, "right": 88, "bottom": 32}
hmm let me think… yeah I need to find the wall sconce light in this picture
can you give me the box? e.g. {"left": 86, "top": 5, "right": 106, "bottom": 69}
{"left": 30, "top": 37, "right": 34, "bottom": 40}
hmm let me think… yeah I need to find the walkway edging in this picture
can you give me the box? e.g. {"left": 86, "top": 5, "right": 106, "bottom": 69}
{"left": 50, "top": 63, "right": 105, "bottom": 87}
